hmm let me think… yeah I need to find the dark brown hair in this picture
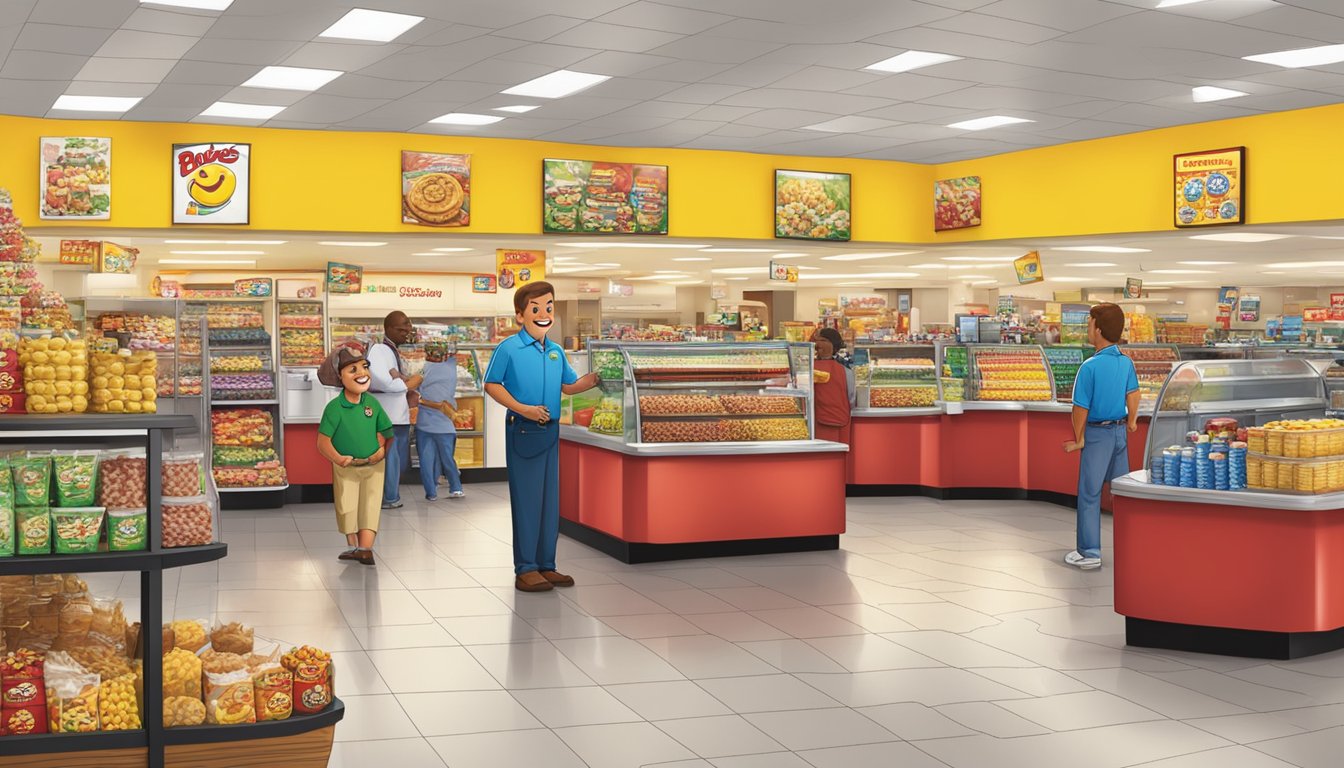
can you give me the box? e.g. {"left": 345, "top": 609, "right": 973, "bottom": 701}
{"left": 513, "top": 281, "right": 556, "bottom": 315}
{"left": 818, "top": 327, "right": 846, "bottom": 353}
{"left": 1090, "top": 303, "right": 1125, "bottom": 343}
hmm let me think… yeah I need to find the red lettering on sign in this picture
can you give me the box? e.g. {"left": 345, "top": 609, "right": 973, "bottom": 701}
{"left": 178, "top": 144, "right": 241, "bottom": 176}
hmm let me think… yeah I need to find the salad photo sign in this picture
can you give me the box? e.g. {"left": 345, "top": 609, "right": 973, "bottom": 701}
{"left": 543, "top": 159, "right": 668, "bottom": 234}
{"left": 774, "top": 170, "right": 851, "bottom": 241}
{"left": 934, "top": 176, "right": 981, "bottom": 231}
{"left": 40, "top": 137, "right": 111, "bottom": 220}
{"left": 1174, "top": 147, "right": 1244, "bottom": 227}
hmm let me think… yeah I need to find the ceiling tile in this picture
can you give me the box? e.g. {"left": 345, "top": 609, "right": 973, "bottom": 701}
{"left": 708, "top": 123, "right": 775, "bottom": 138}
{"left": 548, "top": 21, "right": 685, "bottom": 53}
{"left": 162, "top": 60, "right": 261, "bottom": 87}
{"left": 842, "top": 73, "right": 975, "bottom": 102}
{"left": 999, "top": 70, "right": 1181, "bottom": 102}
{"left": 402, "top": 22, "right": 498, "bottom": 48}
{"left": 185, "top": 37, "right": 302, "bottom": 66}
{"left": 520, "top": 94, "right": 640, "bottom": 120}
{"left": 121, "top": 7, "right": 217, "bottom": 36}
{"left": 62, "top": 80, "right": 156, "bottom": 97}
{"left": 766, "top": 66, "right": 886, "bottom": 92}
{"left": 1232, "top": 4, "right": 1344, "bottom": 43}
{"left": 198, "top": 8, "right": 331, "bottom": 42}
{"left": 687, "top": 104, "right": 757, "bottom": 121}
{"left": 600, "top": 119, "right": 723, "bottom": 145}
{"left": 0, "top": 49, "right": 87, "bottom": 80}
{"left": 920, "top": 85, "right": 1093, "bottom": 111}
{"left": 859, "top": 101, "right": 971, "bottom": 122}
{"left": 732, "top": 107, "right": 850, "bottom": 130}
{"left": 1042, "top": 99, "right": 1135, "bottom": 119}
{"left": 28, "top": 0, "right": 136, "bottom": 29}
{"left": 608, "top": 100, "right": 703, "bottom": 119}
{"left": 596, "top": 2, "right": 733, "bottom": 35}
{"left": 977, "top": 0, "right": 1140, "bottom": 32}
{"left": 137, "top": 81, "right": 230, "bottom": 109}
{"left": 572, "top": 50, "right": 679, "bottom": 77}
{"left": 647, "top": 34, "right": 784, "bottom": 64}
{"left": 862, "top": 27, "right": 1031, "bottom": 60}
{"left": 319, "top": 74, "right": 434, "bottom": 100}
{"left": 125, "top": 105, "right": 204, "bottom": 123}
{"left": 0, "top": 75, "right": 65, "bottom": 113}
{"left": 1058, "top": 10, "right": 1325, "bottom": 57}
{"left": 439, "top": 58, "right": 553, "bottom": 85}
{"left": 583, "top": 78, "right": 685, "bottom": 101}
{"left": 801, "top": 115, "right": 897, "bottom": 133}
{"left": 336, "top": 100, "right": 453, "bottom": 131}
{"left": 283, "top": 42, "right": 407, "bottom": 71}
{"left": 659, "top": 82, "right": 751, "bottom": 105}
{"left": 276, "top": 93, "right": 390, "bottom": 123}
{"left": 634, "top": 59, "right": 735, "bottom": 83}
{"left": 402, "top": 79, "right": 503, "bottom": 103}
{"left": 74, "top": 57, "right": 178, "bottom": 83}
{"left": 494, "top": 15, "right": 588, "bottom": 42}
{"left": 356, "top": 38, "right": 522, "bottom": 81}
{"left": 1035, "top": 120, "right": 1151, "bottom": 141}
{"left": 493, "top": 43, "right": 597, "bottom": 69}
{"left": 1230, "top": 91, "right": 1344, "bottom": 112}
{"left": 541, "top": 123, "right": 636, "bottom": 142}
{"left": 15, "top": 22, "right": 113, "bottom": 55}
{"left": 703, "top": 60, "right": 810, "bottom": 88}
{"left": 861, "top": 123, "right": 956, "bottom": 141}
{"left": 762, "top": 133, "right": 903, "bottom": 157}
{"left": 917, "top": 58, "right": 1045, "bottom": 86}
{"left": 925, "top": 12, "right": 1065, "bottom": 44}
{"left": 719, "top": 88, "right": 891, "bottom": 115}
{"left": 95, "top": 29, "right": 199, "bottom": 60}
{"left": 219, "top": 86, "right": 306, "bottom": 107}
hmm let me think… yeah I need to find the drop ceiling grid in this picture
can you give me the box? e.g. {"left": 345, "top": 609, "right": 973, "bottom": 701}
{"left": 0, "top": 0, "right": 1339, "bottom": 161}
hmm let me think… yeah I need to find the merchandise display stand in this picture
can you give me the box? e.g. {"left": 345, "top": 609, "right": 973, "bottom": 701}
{"left": 0, "top": 414, "right": 343, "bottom": 768}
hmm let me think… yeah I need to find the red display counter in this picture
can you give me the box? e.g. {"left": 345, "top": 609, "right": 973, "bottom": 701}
{"left": 559, "top": 426, "right": 848, "bottom": 563}
{"left": 1112, "top": 472, "right": 1344, "bottom": 659}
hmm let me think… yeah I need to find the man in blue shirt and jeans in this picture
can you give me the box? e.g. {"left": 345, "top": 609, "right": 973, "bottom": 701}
{"left": 1064, "top": 303, "right": 1139, "bottom": 570}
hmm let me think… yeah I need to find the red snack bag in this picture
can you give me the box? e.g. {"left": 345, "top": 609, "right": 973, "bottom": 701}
{"left": 290, "top": 660, "right": 331, "bottom": 715}
{"left": 3, "top": 702, "right": 48, "bottom": 735}
{"left": 1, "top": 649, "right": 45, "bottom": 708}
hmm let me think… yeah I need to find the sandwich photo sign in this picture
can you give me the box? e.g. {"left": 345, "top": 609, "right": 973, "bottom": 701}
{"left": 172, "top": 142, "right": 250, "bottom": 224}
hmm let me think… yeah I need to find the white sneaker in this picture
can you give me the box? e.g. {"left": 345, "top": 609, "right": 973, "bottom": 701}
{"left": 1064, "top": 551, "right": 1102, "bottom": 570}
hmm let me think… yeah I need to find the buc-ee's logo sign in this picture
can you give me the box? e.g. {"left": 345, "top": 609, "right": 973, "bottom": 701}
{"left": 172, "top": 143, "right": 250, "bottom": 224}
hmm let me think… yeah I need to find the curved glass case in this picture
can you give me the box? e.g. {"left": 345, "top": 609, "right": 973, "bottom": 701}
{"left": 938, "top": 343, "right": 1054, "bottom": 403}
{"left": 585, "top": 341, "right": 814, "bottom": 444}
{"left": 1120, "top": 343, "right": 1179, "bottom": 411}
{"left": 854, "top": 343, "right": 937, "bottom": 410}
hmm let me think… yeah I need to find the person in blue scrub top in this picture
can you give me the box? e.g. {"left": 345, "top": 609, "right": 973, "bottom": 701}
{"left": 484, "top": 281, "right": 600, "bottom": 593}
{"left": 1063, "top": 303, "right": 1140, "bottom": 571}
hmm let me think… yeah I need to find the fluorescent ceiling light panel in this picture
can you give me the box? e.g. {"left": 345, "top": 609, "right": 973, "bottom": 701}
{"left": 430, "top": 113, "right": 503, "bottom": 126}
{"left": 319, "top": 241, "right": 387, "bottom": 247}
{"left": 947, "top": 264, "right": 1007, "bottom": 270}
{"left": 1148, "top": 269, "right": 1214, "bottom": 274}
{"left": 494, "top": 105, "right": 538, "bottom": 114}
{"left": 558, "top": 242, "right": 710, "bottom": 249}
{"left": 821, "top": 251, "right": 919, "bottom": 261}
{"left": 320, "top": 8, "right": 424, "bottom": 42}
{"left": 1261, "top": 271, "right": 1286, "bottom": 275}
{"left": 941, "top": 255, "right": 1019, "bottom": 262}
{"left": 725, "top": 277, "right": 750, "bottom": 281}
{"left": 1064, "top": 262, "right": 1119, "bottom": 268}
{"left": 1244, "top": 43, "right": 1344, "bottom": 68}
{"left": 664, "top": 280, "right": 704, "bottom": 285}
{"left": 200, "top": 102, "right": 285, "bottom": 120}
{"left": 590, "top": 263, "right": 621, "bottom": 268}
{"left": 672, "top": 257, "right": 713, "bottom": 262}
{"left": 159, "top": 259, "right": 256, "bottom": 265}
{"left": 163, "top": 239, "right": 286, "bottom": 245}
{"left": 1189, "top": 232, "right": 1292, "bottom": 242}
{"left": 969, "top": 280, "right": 998, "bottom": 286}
{"left": 654, "top": 270, "right": 688, "bottom": 274}
{"left": 1192, "top": 85, "right": 1247, "bottom": 102}
{"left": 1157, "top": 0, "right": 1209, "bottom": 7}
{"left": 1264, "top": 260, "right": 1344, "bottom": 269}
{"left": 699, "top": 248, "right": 778, "bottom": 253}
{"left": 1052, "top": 246, "right": 1151, "bottom": 253}
{"left": 431, "top": 247, "right": 473, "bottom": 252}
{"left": 802, "top": 116, "right": 894, "bottom": 133}
{"left": 711, "top": 267, "right": 770, "bottom": 275}
{"left": 865, "top": 50, "right": 962, "bottom": 73}
{"left": 52, "top": 95, "right": 141, "bottom": 113}
{"left": 243, "top": 66, "right": 343, "bottom": 92}
{"left": 1179, "top": 260, "right": 1234, "bottom": 265}
{"left": 168, "top": 250, "right": 263, "bottom": 255}
{"left": 770, "top": 253, "right": 808, "bottom": 259}
{"left": 908, "top": 263, "right": 948, "bottom": 269}
{"left": 551, "top": 266, "right": 601, "bottom": 274}
{"left": 503, "top": 70, "right": 610, "bottom": 99}
{"left": 141, "top": 0, "right": 233, "bottom": 9}
{"left": 948, "top": 115, "right": 1033, "bottom": 131}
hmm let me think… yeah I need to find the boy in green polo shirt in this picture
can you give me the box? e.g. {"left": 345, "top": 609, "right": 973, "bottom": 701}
{"left": 318, "top": 347, "right": 394, "bottom": 566}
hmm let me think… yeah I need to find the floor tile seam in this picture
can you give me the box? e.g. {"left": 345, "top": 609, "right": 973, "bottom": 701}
{"left": 1060, "top": 668, "right": 1260, "bottom": 717}
{"left": 992, "top": 695, "right": 1173, "bottom": 732}
{"left": 900, "top": 737, "right": 961, "bottom": 768}
{"left": 645, "top": 712, "right": 789, "bottom": 761}
{"left": 1181, "top": 715, "right": 1309, "bottom": 746}
{"left": 880, "top": 632, "right": 1044, "bottom": 671}
{"left": 1136, "top": 667, "right": 1323, "bottom": 709}
{"left": 1223, "top": 666, "right": 1344, "bottom": 698}
{"left": 1264, "top": 662, "right": 1344, "bottom": 681}
{"left": 796, "top": 634, "right": 949, "bottom": 670}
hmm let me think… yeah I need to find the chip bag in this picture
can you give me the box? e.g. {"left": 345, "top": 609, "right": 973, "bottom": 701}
{"left": 252, "top": 664, "right": 292, "bottom": 722}
{"left": 106, "top": 508, "right": 147, "bottom": 552}
{"left": 16, "top": 507, "right": 50, "bottom": 556}
{"left": 204, "top": 668, "right": 256, "bottom": 725}
{"left": 161, "top": 648, "right": 201, "bottom": 701}
{"left": 0, "top": 479, "right": 13, "bottom": 558}
{"left": 52, "top": 452, "right": 97, "bottom": 508}
{"left": 11, "top": 456, "right": 50, "bottom": 508}
{"left": 52, "top": 508, "right": 105, "bottom": 554}
{"left": 44, "top": 651, "right": 99, "bottom": 733}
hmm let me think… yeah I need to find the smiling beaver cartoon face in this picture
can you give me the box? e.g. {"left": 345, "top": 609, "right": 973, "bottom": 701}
{"left": 187, "top": 164, "right": 236, "bottom": 210}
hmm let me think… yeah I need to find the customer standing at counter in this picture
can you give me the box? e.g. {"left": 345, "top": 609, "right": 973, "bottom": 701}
{"left": 812, "top": 331, "right": 852, "bottom": 443}
{"left": 484, "top": 282, "right": 600, "bottom": 592}
{"left": 416, "top": 342, "right": 464, "bottom": 501}
{"left": 1063, "top": 303, "right": 1139, "bottom": 570}
{"left": 368, "top": 311, "right": 421, "bottom": 510}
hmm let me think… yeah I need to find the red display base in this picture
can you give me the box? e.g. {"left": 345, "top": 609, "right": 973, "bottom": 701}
{"left": 284, "top": 424, "right": 332, "bottom": 486}
{"left": 559, "top": 438, "right": 846, "bottom": 562}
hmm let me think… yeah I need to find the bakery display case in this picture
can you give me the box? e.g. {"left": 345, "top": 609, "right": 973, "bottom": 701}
{"left": 584, "top": 341, "right": 815, "bottom": 445}
{"left": 1120, "top": 343, "right": 1179, "bottom": 412}
{"left": 1326, "top": 360, "right": 1344, "bottom": 416}
{"left": 1044, "top": 345, "right": 1092, "bottom": 402}
{"left": 276, "top": 299, "right": 325, "bottom": 368}
{"left": 939, "top": 344, "right": 1054, "bottom": 403}
{"left": 854, "top": 343, "right": 938, "bottom": 411}
{"left": 1177, "top": 345, "right": 1248, "bottom": 361}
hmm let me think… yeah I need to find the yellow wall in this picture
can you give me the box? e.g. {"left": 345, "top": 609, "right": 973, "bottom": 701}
{"left": 3, "top": 102, "right": 1343, "bottom": 244}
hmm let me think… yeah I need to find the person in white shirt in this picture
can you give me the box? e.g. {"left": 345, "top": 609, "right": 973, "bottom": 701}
{"left": 367, "top": 311, "right": 421, "bottom": 509}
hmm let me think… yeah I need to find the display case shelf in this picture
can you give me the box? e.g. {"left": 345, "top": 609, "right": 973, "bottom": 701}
{"left": 854, "top": 343, "right": 938, "bottom": 413}
{"left": 0, "top": 543, "right": 227, "bottom": 576}
{"left": 0, "top": 729, "right": 147, "bottom": 757}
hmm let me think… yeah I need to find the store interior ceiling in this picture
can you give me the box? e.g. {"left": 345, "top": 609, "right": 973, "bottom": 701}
{"left": 2, "top": 1, "right": 1344, "bottom": 163}
{"left": 30, "top": 223, "right": 1344, "bottom": 290}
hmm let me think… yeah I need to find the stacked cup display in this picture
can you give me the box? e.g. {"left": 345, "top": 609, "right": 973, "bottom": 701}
{"left": 1149, "top": 453, "right": 1165, "bottom": 485}
{"left": 1180, "top": 447, "right": 1196, "bottom": 488}
{"left": 1211, "top": 452, "right": 1229, "bottom": 491}
{"left": 1195, "top": 438, "right": 1213, "bottom": 490}
{"left": 1163, "top": 448, "right": 1180, "bottom": 487}
{"left": 1229, "top": 441, "right": 1248, "bottom": 490}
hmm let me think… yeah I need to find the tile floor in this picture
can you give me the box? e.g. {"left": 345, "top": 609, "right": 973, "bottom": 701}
{"left": 93, "top": 485, "right": 1344, "bottom": 767}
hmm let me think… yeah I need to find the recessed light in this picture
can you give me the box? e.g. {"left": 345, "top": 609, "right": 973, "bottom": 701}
{"left": 503, "top": 70, "right": 610, "bottom": 99}
{"left": 802, "top": 116, "right": 894, "bottom": 133}
{"left": 52, "top": 95, "right": 142, "bottom": 113}
{"left": 941, "top": 256, "right": 1019, "bottom": 262}
{"left": 797, "top": 271, "right": 920, "bottom": 280}
{"left": 430, "top": 113, "right": 504, "bottom": 126}
{"left": 1064, "top": 263, "right": 1119, "bottom": 268}
{"left": 1179, "top": 261, "right": 1234, "bottom": 266}
{"left": 1192, "top": 86, "right": 1247, "bottom": 102}
{"left": 907, "top": 263, "right": 949, "bottom": 269}
{"left": 1244, "top": 43, "right": 1344, "bottom": 69}
{"left": 947, "top": 115, "right": 1033, "bottom": 131}
{"left": 163, "top": 239, "right": 286, "bottom": 245}
{"left": 699, "top": 248, "right": 778, "bottom": 253}
{"left": 769, "top": 253, "right": 808, "bottom": 259}
{"left": 159, "top": 259, "right": 256, "bottom": 265}
{"left": 168, "top": 250, "right": 264, "bottom": 255}
{"left": 590, "top": 263, "right": 621, "bottom": 268}
{"left": 1052, "top": 246, "right": 1151, "bottom": 254}
{"left": 654, "top": 270, "right": 688, "bottom": 274}
{"left": 200, "top": 102, "right": 285, "bottom": 120}
{"left": 665, "top": 280, "right": 704, "bottom": 285}
{"left": 1047, "top": 277, "right": 1093, "bottom": 283}
{"left": 673, "top": 257, "right": 713, "bottom": 262}
{"left": 242, "top": 66, "right": 343, "bottom": 92}
{"left": 431, "top": 247, "right": 473, "bottom": 253}
{"left": 319, "top": 241, "right": 387, "bottom": 247}
{"left": 494, "top": 105, "right": 538, "bottom": 113}
{"left": 725, "top": 277, "right": 751, "bottom": 281}
{"left": 1261, "top": 271, "right": 1286, "bottom": 275}
{"left": 1157, "top": 0, "right": 1209, "bottom": 7}
{"left": 969, "top": 280, "right": 999, "bottom": 286}
{"left": 1189, "top": 233, "right": 1292, "bottom": 242}
{"left": 552, "top": 256, "right": 579, "bottom": 263}
{"left": 140, "top": 0, "right": 233, "bottom": 9}
{"left": 1264, "top": 261, "right": 1344, "bottom": 269}
{"left": 820, "top": 252, "right": 919, "bottom": 261}
{"left": 711, "top": 267, "right": 770, "bottom": 275}
{"left": 558, "top": 242, "right": 711, "bottom": 249}
{"left": 865, "top": 50, "right": 962, "bottom": 74}
{"left": 320, "top": 8, "right": 424, "bottom": 42}
{"left": 1149, "top": 269, "right": 1214, "bottom": 274}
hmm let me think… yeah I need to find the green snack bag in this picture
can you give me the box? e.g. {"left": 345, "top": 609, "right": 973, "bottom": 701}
{"left": 0, "top": 491, "right": 13, "bottom": 558}
{"left": 12, "top": 455, "right": 52, "bottom": 507}
{"left": 53, "top": 451, "right": 98, "bottom": 507}
{"left": 16, "top": 506, "right": 51, "bottom": 555}
{"left": 107, "top": 508, "right": 148, "bottom": 552}
{"left": 53, "top": 507, "right": 105, "bottom": 554}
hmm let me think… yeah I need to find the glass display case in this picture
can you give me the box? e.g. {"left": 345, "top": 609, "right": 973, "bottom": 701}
{"left": 1120, "top": 343, "right": 1179, "bottom": 411}
{"left": 854, "top": 343, "right": 937, "bottom": 410}
{"left": 1326, "top": 360, "right": 1344, "bottom": 416}
{"left": 277, "top": 299, "right": 325, "bottom": 368}
{"left": 1145, "top": 358, "right": 1326, "bottom": 489}
{"left": 83, "top": 297, "right": 183, "bottom": 402}
{"left": 938, "top": 344, "right": 1054, "bottom": 402}
{"left": 1178, "top": 345, "right": 1248, "bottom": 361}
{"left": 938, "top": 342, "right": 969, "bottom": 402}
{"left": 1043, "top": 345, "right": 1092, "bottom": 402}
{"left": 585, "top": 341, "right": 814, "bottom": 445}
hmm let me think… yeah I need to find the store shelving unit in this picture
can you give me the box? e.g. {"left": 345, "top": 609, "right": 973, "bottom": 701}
{"left": 82, "top": 298, "right": 192, "bottom": 419}
{"left": 1043, "top": 345, "right": 1093, "bottom": 403}
{"left": 937, "top": 344, "right": 1055, "bottom": 404}
{"left": 0, "top": 414, "right": 342, "bottom": 767}
{"left": 201, "top": 316, "right": 288, "bottom": 500}
{"left": 854, "top": 343, "right": 939, "bottom": 412}
{"left": 1121, "top": 343, "right": 1180, "bottom": 412}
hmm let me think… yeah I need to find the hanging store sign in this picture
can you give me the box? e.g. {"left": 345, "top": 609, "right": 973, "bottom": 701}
{"left": 769, "top": 261, "right": 799, "bottom": 282}
{"left": 1239, "top": 295, "right": 1261, "bottom": 322}
{"left": 40, "top": 137, "right": 111, "bottom": 220}
{"left": 1014, "top": 251, "right": 1043, "bottom": 284}
{"left": 326, "top": 262, "right": 363, "bottom": 295}
{"left": 172, "top": 142, "right": 250, "bottom": 224}
{"left": 1174, "top": 147, "right": 1244, "bottom": 228}
{"left": 1124, "top": 277, "right": 1143, "bottom": 299}
{"left": 471, "top": 275, "right": 496, "bottom": 294}
{"left": 496, "top": 249, "right": 545, "bottom": 290}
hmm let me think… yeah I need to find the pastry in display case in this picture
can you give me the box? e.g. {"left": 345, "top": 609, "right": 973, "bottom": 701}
{"left": 585, "top": 341, "right": 815, "bottom": 444}
{"left": 855, "top": 343, "right": 937, "bottom": 410}
{"left": 277, "top": 300, "right": 324, "bottom": 368}
{"left": 1044, "top": 346, "right": 1092, "bottom": 402}
{"left": 1120, "top": 344, "right": 1179, "bottom": 411}
{"left": 964, "top": 345, "right": 1054, "bottom": 402}
{"left": 1326, "top": 360, "right": 1344, "bottom": 415}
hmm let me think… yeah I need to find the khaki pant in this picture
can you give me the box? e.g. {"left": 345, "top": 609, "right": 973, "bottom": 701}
{"left": 332, "top": 462, "right": 384, "bottom": 534}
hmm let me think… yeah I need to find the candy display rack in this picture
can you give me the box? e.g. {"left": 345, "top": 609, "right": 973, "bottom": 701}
{"left": 201, "top": 317, "right": 288, "bottom": 499}
{"left": 962, "top": 344, "right": 1055, "bottom": 403}
{"left": 1043, "top": 345, "right": 1092, "bottom": 403}
{"left": 854, "top": 343, "right": 939, "bottom": 412}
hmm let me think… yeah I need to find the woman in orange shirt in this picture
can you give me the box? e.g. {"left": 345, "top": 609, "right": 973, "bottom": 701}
{"left": 812, "top": 331, "right": 852, "bottom": 443}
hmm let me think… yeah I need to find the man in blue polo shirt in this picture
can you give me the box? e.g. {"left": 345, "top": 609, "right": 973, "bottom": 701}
{"left": 1063, "top": 303, "right": 1139, "bottom": 570}
{"left": 484, "top": 281, "right": 600, "bottom": 592}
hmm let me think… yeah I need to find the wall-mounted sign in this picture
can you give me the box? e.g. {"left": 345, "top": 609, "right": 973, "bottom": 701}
{"left": 40, "top": 137, "right": 111, "bottom": 220}
{"left": 172, "top": 142, "right": 250, "bottom": 224}
{"left": 775, "top": 170, "right": 851, "bottom": 241}
{"left": 1239, "top": 295, "right": 1261, "bottom": 322}
{"left": 326, "top": 262, "right": 363, "bottom": 295}
{"left": 1124, "top": 277, "right": 1143, "bottom": 299}
{"left": 1304, "top": 307, "right": 1329, "bottom": 323}
{"left": 934, "top": 176, "right": 981, "bottom": 231}
{"left": 233, "top": 278, "right": 272, "bottom": 297}
{"left": 1014, "top": 251, "right": 1043, "bottom": 285}
{"left": 543, "top": 159, "right": 667, "bottom": 234}
{"left": 58, "top": 239, "right": 100, "bottom": 266}
{"left": 769, "top": 261, "right": 799, "bottom": 282}
{"left": 496, "top": 249, "right": 545, "bottom": 290}
{"left": 472, "top": 275, "right": 497, "bottom": 294}
{"left": 711, "top": 282, "right": 728, "bottom": 300}
{"left": 97, "top": 242, "right": 136, "bottom": 274}
{"left": 838, "top": 295, "right": 886, "bottom": 312}
{"left": 1174, "top": 147, "right": 1244, "bottom": 228}
{"left": 575, "top": 280, "right": 602, "bottom": 294}
{"left": 402, "top": 150, "right": 470, "bottom": 227}
{"left": 608, "top": 282, "right": 634, "bottom": 297}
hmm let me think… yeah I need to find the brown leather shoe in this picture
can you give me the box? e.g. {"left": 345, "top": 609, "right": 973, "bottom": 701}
{"left": 515, "top": 571, "right": 554, "bottom": 592}
{"left": 338, "top": 549, "right": 360, "bottom": 562}
{"left": 540, "top": 570, "right": 575, "bottom": 587}
{"left": 354, "top": 549, "right": 375, "bottom": 566}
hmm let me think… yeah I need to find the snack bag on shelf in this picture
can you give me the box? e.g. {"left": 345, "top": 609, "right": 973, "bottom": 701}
{"left": 2, "top": 647, "right": 47, "bottom": 735}
{"left": 99, "top": 672, "right": 140, "bottom": 730}
{"left": 56, "top": 599, "right": 92, "bottom": 645}
{"left": 161, "top": 648, "right": 201, "bottom": 700}
{"left": 96, "top": 451, "right": 147, "bottom": 509}
{"left": 19, "top": 335, "right": 88, "bottom": 414}
{"left": 163, "top": 695, "right": 205, "bottom": 728}
{"left": 52, "top": 507, "right": 105, "bottom": 554}
{"left": 0, "top": 476, "right": 13, "bottom": 558}
{"left": 11, "top": 454, "right": 50, "bottom": 507}
{"left": 89, "top": 349, "right": 158, "bottom": 414}
{"left": 15, "top": 506, "right": 50, "bottom": 556}
{"left": 51, "top": 451, "right": 97, "bottom": 507}
{"left": 161, "top": 496, "right": 214, "bottom": 548}
{"left": 106, "top": 508, "right": 148, "bottom": 552}
{"left": 281, "top": 645, "right": 333, "bottom": 715}
{"left": 43, "top": 651, "right": 99, "bottom": 733}
{"left": 204, "top": 668, "right": 257, "bottom": 725}
{"left": 210, "top": 622, "right": 254, "bottom": 656}
{"left": 252, "top": 661, "right": 292, "bottom": 722}
{"left": 161, "top": 452, "right": 202, "bottom": 498}
{"left": 168, "top": 619, "right": 207, "bottom": 653}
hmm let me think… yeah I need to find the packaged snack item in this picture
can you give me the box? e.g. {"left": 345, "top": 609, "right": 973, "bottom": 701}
{"left": 0, "top": 482, "right": 13, "bottom": 558}
{"left": 52, "top": 507, "right": 105, "bottom": 554}
{"left": 281, "top": 645, "right": 332, "bottom": 714}
{"left": 106, "top": 508, "right": 147, "bottom": 551}
{"left": 51, "top": 451, "right": 97, "bottom": 507}
{"left": 2, "top": 648, "right": 45, "bottom": 715}
{"left": 161, "top": 452, "right": 202, "bottom": 498}
{"left": 162, "top": 496, "right": 213, "bottom": 548}
{"left": 88, "top": 597, "right": 126, "bottom": 642}
{"left": 163, "top": 695, "right": 205, "bottom": 728}
{"left": 11, "top": 455, "right": 50, "bottom": 507}
{"left": 252, "top": 664, "right": 292, "bottom": 722}
{"left": 200, "top": 650, "right": 247, "bottom": 675}
{"left": 57, "top": 600, "right": 92, "bottom": 638}
{"left": 210, "top": 622, "right": 253, "bottom": 655}
{"left": 204, "top": 668, "right": 257, "bottom": 725}
{"left": 98, "top": 672, "right": 140, "bottom": 730}
{"left": 169, "top": 619, "right": 207, "bottom": 653}
{"left": 68, "top": 645, "right": 131, "bottom": 681}
{"left": 95, "top": 452, "right": 147, "bottom": 509}
{"left": 161, "top": 648, "right": 202, "bottom": 700}
{"left": 43, "top": 651, "right": 99, "bottom": 733}
{"left": 15, "top": 506, "right": 50, "bottom": 555}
